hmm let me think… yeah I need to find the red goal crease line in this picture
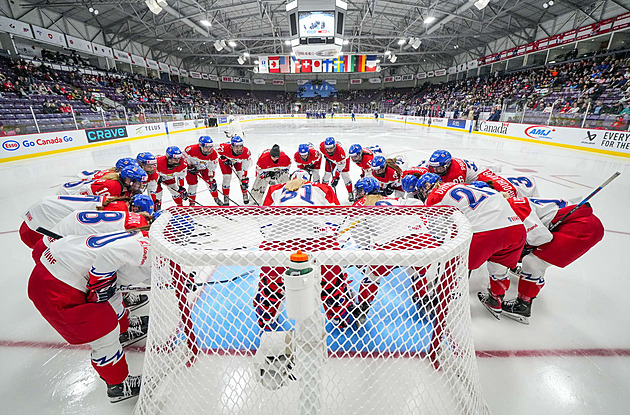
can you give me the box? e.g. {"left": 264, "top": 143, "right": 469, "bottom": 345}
{"left": 2, "top": 339, "right": 630, "bottom": 359}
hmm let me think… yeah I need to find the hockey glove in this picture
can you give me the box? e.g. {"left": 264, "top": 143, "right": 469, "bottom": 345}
{"left": 331, "top": 176, "right": 340, "bottom": 188}
{"left": 188, "top": 166, "right": 199, "bottom": 175}
{"left": 520, "top": 245, "right": 535, "bottom": 259}
{"left": 207, "top": 179, "right": 218, "bottom": 193}
{"left": 154, "top": 199, "right": 162, "bottom": 211}
{"left": 382, "top": 184, "right": 395, "bottom": 196}
{"left": 241, "top": 177, "right": 250, "bottom": 191}
{"left": 178, "top": 186, "right": 189, "bottom": 200}
{"left": 86, "top": 269, "right": 117, "bottom": 303}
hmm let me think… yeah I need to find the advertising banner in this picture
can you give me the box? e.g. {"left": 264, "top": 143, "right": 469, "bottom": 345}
{"left": 0, "top": 15, "right": 33, "bottom": 39}
{"left": 32, "top": 25, "right": 66, "bottom": 47}
{"left": 66, "top": 35, "right": 93, "bottom": 53}
{"left": 85, "top": 126, "right": 128, "bottom": 143}
{"left": 1, "top": 130, "right": 87, "bottom": 160}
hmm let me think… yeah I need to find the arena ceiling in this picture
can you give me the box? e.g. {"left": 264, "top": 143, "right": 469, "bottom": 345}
{"left": 23, "top": 0, "right": 630, "bottom": 73}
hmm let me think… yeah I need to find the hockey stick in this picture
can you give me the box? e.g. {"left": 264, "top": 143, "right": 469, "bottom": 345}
{"left": 325, "top": 158, "right": 339, "bottom": 197}
{"left": 35, "top": 227, "right": 63, "bottom": 240}
{"left": 549, "top": 171, "right": 620, "bottom": 232}
{"left": 118, "top": 269, "right": 256, "bottom": 292}
{"left": 226, "top": 162, "right": 261, "bottom": 206}
{"left": 193, "top": 171, "right": 234, "bottom": 206}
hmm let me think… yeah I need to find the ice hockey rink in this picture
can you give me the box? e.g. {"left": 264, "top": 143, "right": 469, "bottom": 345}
{"left": 1, "top": 117, "right": 629, "bottom": 414}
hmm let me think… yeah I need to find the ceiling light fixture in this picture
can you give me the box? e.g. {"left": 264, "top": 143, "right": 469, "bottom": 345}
{"left": 397, "top": 38, "right": 406, "bottom": 45}
{"left": 473, "top": 0, "right": 490, "bottom": 11}
{"left": 213, "top": 40, "right": 224, "bottom": 52}
{"left": 228, "top": 40, "right": 237, "bottom": 47}
{"left": 424, "top": 16, "right": 436, "bottom": 24}
{"left": 145, "top": 0, "right": 167, "bottom": 15}
{"left": 237, "top": 56, "right": 245, "bottom": 65}
{"left": 411, "top": 38, "right": 422, "bottom": 49}
{"left": 384, "top": 50, "right": 391, "bottom": 56}
{"left": 243, "top": 52, "right": 250, "bottom": 57}
{"left": 200, "top": 20, "right": 212, "bottom": 27}
{"left": 390, "top": 55, "right": 398, "bottom": 63}
{"left": 284, "top": 40, "right": 291, "bottom": 45}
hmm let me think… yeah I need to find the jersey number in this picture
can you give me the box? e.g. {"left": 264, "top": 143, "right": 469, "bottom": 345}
{"left": 449, "top": 187, "right": 495, "bottom": 210}
{"left": 77, "top": 211, "right": 124, "bottom": 224}
{"left": 507, "top": 176, "right": 534, "bottom": 188}
{"left": 529, "top": 198, "right": 568, "bottom": 208}
{"left": 86, "top": 232, "right": 136, "bottom": 248}
{"left": 280, "top": 184, "right": 314, "bottom": 204}
{"left": 63, "top": 179, "right": 94, "bottom": 188}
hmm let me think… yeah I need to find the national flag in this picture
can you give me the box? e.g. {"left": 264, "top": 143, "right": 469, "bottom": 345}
{"left": 269, "top": 56, "right": 280, "bottom": 73}
{"left": 334, "top": 55, "right": 345, "bottom": 72}
{"left": 312, "top": 60, "right": 322, "bottom": 73}
{"left": 357, "top": 55, "right": 367, "bottom": 72}
{"left": 279, "top": 56, "right": 290, "bottom": 73}
{"left": 322, "top": 59, "right": 334, "bottom": 72}
{"left": 258, "top": 56, "right": 269, "bottom": 73}
{"left": 366, "top": 55, "right": 377, "bottom": 72}
{"left": 291, "top": 56, "right": 301, "bottom": 73}
{"left": 344, "top": 55, "right": 354, "bottom": 72}
{"left": 301, "top": 60, "right": 312, "bottom": 73}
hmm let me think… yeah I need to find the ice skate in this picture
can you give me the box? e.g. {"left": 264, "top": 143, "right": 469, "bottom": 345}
{"left": 243, "top": 192, "right": 250, "bottom": 205}
{"left": 122, "top": 292, "right": 149, "bottom": 312}
{"left": 223, "top": 194, "right": 230, "bottom": 206}
{"left": 214, "top": 196, "right": 225, "bottom": 206}
{"left": 477, "top": 291, "right": 503, "bottom": 320}
{"left": 501, "top": 297, "right": 532, "bottom": 325}
{"left": 107, "top": 375, "right": 142, "bottom": 403}
{"left": 119, "top": 315, "right": 149, "bottom": 347}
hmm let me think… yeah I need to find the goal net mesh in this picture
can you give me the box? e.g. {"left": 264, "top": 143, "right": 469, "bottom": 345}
{"left": 137, "top": 206, "right": 489, "bottom": 415}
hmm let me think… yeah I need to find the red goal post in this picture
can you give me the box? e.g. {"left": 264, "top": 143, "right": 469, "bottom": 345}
{"left": 137, "top": 206, "right": 489, "bottom": 415}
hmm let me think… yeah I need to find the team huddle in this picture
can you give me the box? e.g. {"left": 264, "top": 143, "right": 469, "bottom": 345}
{"left": 18, "top": 132, "right": 606, "bottom": 403}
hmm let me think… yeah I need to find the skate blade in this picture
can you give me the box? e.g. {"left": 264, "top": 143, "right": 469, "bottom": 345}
{"left": 480, "top": 303, "right": 502, "bottom": 320}
{"left": 502, "top": 311, "right": 530, "bottom": 325}
{"left": 109, "top": 393, "right": 139, "bottom": 403}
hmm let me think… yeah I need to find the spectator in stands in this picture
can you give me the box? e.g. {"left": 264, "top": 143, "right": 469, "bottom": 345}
{"left": 611, "top": 116, "right": 627, "bottom": 131}
{"left": 487, "top": 106, "right": 501, "bottom": 121}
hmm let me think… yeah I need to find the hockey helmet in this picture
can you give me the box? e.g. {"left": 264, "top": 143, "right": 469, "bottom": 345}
{"left": 131, "top": 194, "right": 154, "bottom": 215}
{"left": 355, "top": 177, "right": 380, "bottom": 198}
{"left": 401, "top": 174, "right": 419, "bottom": 193}
{"left": 166, "top": 146, "right": 183, "bottom": 159}
{"left": 416, "top": 173, "right": 442, "bottom": 202}
{"left": 371, "top": 156, "right": 387, "bottom": 172}
{"left": 116, "top": 157, "right": 139, "bottom": 171}
{"left": 428, "top": 150, "right": 452, "bottom": 176}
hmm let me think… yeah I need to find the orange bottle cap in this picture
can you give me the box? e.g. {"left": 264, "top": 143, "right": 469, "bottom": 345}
{"left": 290, "top": 249, "right": 309, "bottom": 262}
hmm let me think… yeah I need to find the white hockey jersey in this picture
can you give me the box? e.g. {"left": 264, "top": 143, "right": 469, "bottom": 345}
{"left": 57, "top": 179, "right": 96, "bottom": 195}
{"left": 502, "top": 174, "right": 539, "bottom": 198}
{"left": 45, "top": 210, "right": 148, "bottom": 246}
{"left": 507, "top": 197, "right": 571, "bottom": 246}
{"left": 22, "top": 195, "right": 109, "bottom": 231}
{"left": 41, "top": 231, "right": 151, "bottom": 293}
{"left": 426, "top": 183, "right": 522, "bottom": 233}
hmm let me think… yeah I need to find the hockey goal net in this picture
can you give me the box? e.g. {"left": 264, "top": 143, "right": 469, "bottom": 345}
{"left": 137, "top": 206, "right": 489, "bottom": 415}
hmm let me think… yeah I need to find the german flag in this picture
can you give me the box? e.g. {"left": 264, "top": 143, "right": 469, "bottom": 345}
{"left": 357, "top": 55, "right": 367, "bottom": 72}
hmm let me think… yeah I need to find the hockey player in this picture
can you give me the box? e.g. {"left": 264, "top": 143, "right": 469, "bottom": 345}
{"left": 426, "top": 150, "right": 520, "bottom": 197}
{"left": 497, "top": 195, "right": 604, "bottom": 323}
{"left": 293, "top": 143, "right": 322, "bottom": 183}
{"left": 28, "top": 231, "right": 150, "bottom": 402}
{"left": 319, "top": 137, "right": 354, "bottom": 202}
{"left": 348, "top": 144, "right": 375, "bottom": 179}
{"left": 370, "top": 155, "right": 404, "bottom": 197}
{"left": 216, "top": 135, "right": 252, "bottom": 205}
{"left": 155, "top": 146, "right": 188, "bottom": 209}
{"left": 58, "top": 166, "right": 147, "bottom": 198}
{"left": 251, "top": 144, "right": 292, "bottom": 205}
{"left": 48, "top": 195, "right": 154, "bottom": 242}
{"left": 415, "top": 173, "right": 527, "bottom": 318}
{"left": 258, "top": 170, "right": 354, "bottom": 333}
{"left": 20, "top": 194, "right": 130, "bottom": 249}
{"left": 75, "top": 157, "right": 139, "bottom": 181}
{"left": 136, "top": 152, "right": 159, "bottom": 204}
{"left": 184, "top": 136, "right": 223, "bottom": 206}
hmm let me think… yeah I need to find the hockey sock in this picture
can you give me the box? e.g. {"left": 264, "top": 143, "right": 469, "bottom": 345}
{"left": 188, "top": 195, "right": 197, "bottom": 205}
{"left": 172, "top": 196, "right": 183, "bottom": 206}
{"left": 118, "top": 309, "right": 129, "bottom": 334}
{"left": 90, "top": 328, "right": 129, "bottom": 385}
{"left": 321, "top": 266, "right": 350, "bottom": 324}
{"left": 222, "top": 186, "right": 230, "bottom": 196}
{"left": 345, "top": 183, "right": 353, "bottom": 194}
{"left": 517, "top": 273, "right": 545, "bottom": 302}
{"left": 255, "top": 266, "right": 286, "bottom": 330}
{"left": 489, "top": 274, "right": 511, "bottom": 297}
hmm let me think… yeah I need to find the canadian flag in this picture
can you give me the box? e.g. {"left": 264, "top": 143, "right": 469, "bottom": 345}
{"left": 312, "top": 60, "right": 322, "bottom": 73}
{"left": 269, "top": 56, "right": 280, "bottom": 73}
{"left": 301, "top": 60, "right": 311, "bottom": 73}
